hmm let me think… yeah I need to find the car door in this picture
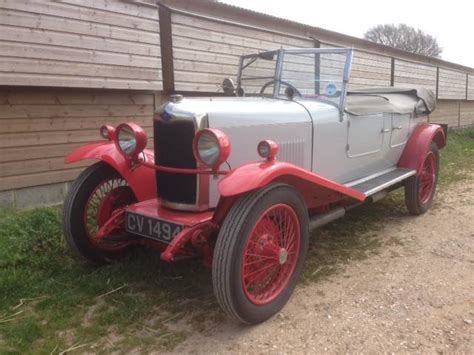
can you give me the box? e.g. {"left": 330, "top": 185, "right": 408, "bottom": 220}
{"left": 346, "top": 113, "right": 385, "bottom": 158}
{"left": 390, "top": 113, "right": 410, "bottom": 148}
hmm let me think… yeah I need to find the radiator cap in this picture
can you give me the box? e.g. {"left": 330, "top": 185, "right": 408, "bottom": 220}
{"left": 170, "top": 94, "right": 183, "bottom": 103}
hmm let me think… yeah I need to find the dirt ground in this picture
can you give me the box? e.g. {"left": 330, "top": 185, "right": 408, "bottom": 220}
{"left": 174, "top": 179, "right": 474, "bottom": 354}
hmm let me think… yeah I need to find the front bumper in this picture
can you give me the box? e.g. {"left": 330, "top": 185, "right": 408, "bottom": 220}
{"left": 126, "top": 199, "right": 214, "bottom": 262}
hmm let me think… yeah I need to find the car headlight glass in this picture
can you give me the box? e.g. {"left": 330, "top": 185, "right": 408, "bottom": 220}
{"left": 117, "top": 126, "right": 137, "bottom": 156}
{"left": 197, "top": 131, "right": 221, "bottom": 166}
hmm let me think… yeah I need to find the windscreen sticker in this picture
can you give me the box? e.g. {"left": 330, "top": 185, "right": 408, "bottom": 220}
{"left": 325, "top": 83, "right": 337, "bottom": 96}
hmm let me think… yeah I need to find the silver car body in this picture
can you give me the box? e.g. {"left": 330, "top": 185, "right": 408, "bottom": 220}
{"left": 159, "top": 48, "right": 430, "bottom": 209}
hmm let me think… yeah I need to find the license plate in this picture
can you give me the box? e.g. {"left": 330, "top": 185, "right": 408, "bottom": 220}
{"left": 125, "top": 212, "right": 183, "bottom": 243}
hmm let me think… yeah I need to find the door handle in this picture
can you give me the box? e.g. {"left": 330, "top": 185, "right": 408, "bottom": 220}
{"left": 392, "top": 126, "right": 403, "bottom": 130}
{"left": 381, "top": 128, "right": 390, "bottom": 133}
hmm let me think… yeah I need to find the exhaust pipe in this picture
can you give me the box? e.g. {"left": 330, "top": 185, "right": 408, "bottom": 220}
{"left": 309, "top": 207, "right": 345, "bottom": 230}
{"left": 308, "top": 191, "right": 388, "bottom": 231}
{"left": 370, "top": 190, "right": 387, "bottom": 203}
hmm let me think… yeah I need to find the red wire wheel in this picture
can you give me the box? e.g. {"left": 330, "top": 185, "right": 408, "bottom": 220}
{"left": 418, "top": 151, "right": 436, "bottom": 204}
{"left": 241, "top": 204, "right": 301, "bottom": 305}
{"left": 64, "top": 162, "right": 137, "bottom": 264}
{"left": 405, "top": 142, "right": 439, "bottom": 215}
{"left": 84, "top": 177, "right": 136, "bottom": 251}
{"left": 213, "top": 184, "right": 309, "bottom": 324}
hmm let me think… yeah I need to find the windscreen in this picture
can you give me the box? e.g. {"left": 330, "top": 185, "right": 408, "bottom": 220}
{"left": 239, "top": 52, "right": 278, "bottom": 96}
{"left": 280, "top": 51, "right": 349, "bottom": 107}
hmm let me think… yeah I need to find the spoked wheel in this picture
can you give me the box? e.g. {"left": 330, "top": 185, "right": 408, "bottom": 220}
{"left": 213, "top": 184, "right": 309, "bottom": 324}
{"left": 64, "top": 162, "right": 137, "bottom": 264}
{"left": 242, "top": 204, "right": 301, "bottom": 305}
{"left": 418, "top": 152, "right": 437, "bottom": 204}
{"left": 405, "top": 142, "right": 439, "bottom": 215}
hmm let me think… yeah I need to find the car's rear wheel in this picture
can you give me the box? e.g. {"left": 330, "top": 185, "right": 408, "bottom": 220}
{"left": 63, "top": 162, "right": 137, "bottom": 264}
{"left": 212, "top": 184, "right": 309, "bottom": 324}
{"left": 404, "top": 142, "right": 439, "bottom": 215}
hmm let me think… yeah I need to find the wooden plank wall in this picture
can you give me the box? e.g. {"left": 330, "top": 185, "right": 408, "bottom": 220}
{"left": 429, "top": 100, "right": 460, "bottom": 127}
{"left": 460, "top": 101, "right": 474, "bottom": 127}
{"left": 349, "top": 51, "right": 392, "bottom": 89}
{"left": 0, "top": 88, "right": 155, "bottom": 191}
{"left": 320, "top": 43, "right": 391, "bottom": 89}
{"left": 170, "top": 13, "right": 314, "bottom": 92}
{"left": 393, "top": 60, "right": 437, "bottom": 92}
{"left": 0, "top": 0, "right": 162, "bottom": 90}
{"left": 438, "top": 68, "right": 466, "bottom": 99}
{"left": 468, "top": 74, "right": 474, "bottom": 100}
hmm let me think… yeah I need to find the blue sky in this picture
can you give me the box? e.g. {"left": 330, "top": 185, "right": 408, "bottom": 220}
{"left": 221, "top": 0, "right": 473, "bottom": 68}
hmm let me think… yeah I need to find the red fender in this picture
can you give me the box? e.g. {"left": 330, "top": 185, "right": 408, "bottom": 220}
{"left": 398, "top": 123, "right": 447, "bottom": 174}
{"left": 65, "top": 142, "right": 156, "bottom": 201}
{"left": 218, "top": 161, "right": 366, "bottom": 208}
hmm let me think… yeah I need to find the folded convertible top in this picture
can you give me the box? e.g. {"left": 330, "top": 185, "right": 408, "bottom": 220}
{"left": 345, "top": 87, "right": 436, "bottom": 116}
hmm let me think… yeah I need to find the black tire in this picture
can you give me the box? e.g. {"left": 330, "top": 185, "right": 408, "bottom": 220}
{"left": 212, "top": 183, "right": 309, "bottom": 324}
{"left": 63, "top": 162, "right": 135, "bottom": 264}
{"left": 405, "top": 142, "right": 439, "bottom": 215}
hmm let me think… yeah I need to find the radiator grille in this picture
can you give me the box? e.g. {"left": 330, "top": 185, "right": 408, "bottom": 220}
{"left": 154, "top": 119, "right": 197, "bottom": 205}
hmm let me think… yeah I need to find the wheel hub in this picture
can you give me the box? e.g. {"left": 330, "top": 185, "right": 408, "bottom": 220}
{"left": 258, "top": 234, "right": 287, "bottom": 262}
{"left": 278, "top": 248, "right": 288, "bottom": 265}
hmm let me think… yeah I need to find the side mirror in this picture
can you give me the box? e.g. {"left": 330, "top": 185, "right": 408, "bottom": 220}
{"left": 222, "top": 77, "right": 236, "bottom": 96}
{"left": 258, "top": 52, "right": 275, "bottom": 61}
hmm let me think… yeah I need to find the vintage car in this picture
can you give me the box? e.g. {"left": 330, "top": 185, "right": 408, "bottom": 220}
{"left": 64, "top": 48, "right": 447, "bottom": 324}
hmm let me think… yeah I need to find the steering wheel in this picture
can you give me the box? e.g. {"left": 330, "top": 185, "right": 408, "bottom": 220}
{"left": 260, "top": 79, "right": 302, "bottom": 97}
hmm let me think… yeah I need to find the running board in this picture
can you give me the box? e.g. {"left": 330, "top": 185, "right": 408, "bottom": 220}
{"left": 308, "top": 168, "right": 415, "bottom": 231}
{"left": 349, "top": 168, "right": 416, "bottom": 197}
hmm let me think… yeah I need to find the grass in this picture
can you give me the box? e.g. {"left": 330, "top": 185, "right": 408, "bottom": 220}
{"left": 438, "top": 127, "right": 474, "bottom": 185}
{"left": 1, "top": 128, "right": 473, "bottom": 353}
{"left": 0, "top": 209, "right": 219, "bottom": 353}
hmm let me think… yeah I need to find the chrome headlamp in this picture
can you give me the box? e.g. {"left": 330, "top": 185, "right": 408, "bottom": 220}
{"left": 193, "top": 129, "right": 231, "bottom": 169}
{"left": 115, "top": 123, "right": 147, "bottom": 160}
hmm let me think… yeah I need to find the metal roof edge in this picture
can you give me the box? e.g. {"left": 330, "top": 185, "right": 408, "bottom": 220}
{"left": 155, "top": 0, "right": 473, "bottom": 73}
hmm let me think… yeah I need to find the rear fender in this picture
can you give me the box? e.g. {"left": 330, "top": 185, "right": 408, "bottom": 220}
{"left": 65, "top": 142, "right": 156, "bottom": 201}
{"left": 217, "top": 161, "right": 366, "bottom": 209}
{"left": 398, "top": 123, "right": 447, "bottom": 175}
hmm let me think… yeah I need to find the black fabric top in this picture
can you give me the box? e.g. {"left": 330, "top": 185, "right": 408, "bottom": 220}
{"left": 345, "top": 87, "right": 436, "bottom": 116}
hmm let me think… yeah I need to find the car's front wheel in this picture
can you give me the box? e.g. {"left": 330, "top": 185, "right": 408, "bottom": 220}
{"left": 212, "top": 184, "right": 309, "bottom": 324}
{"left": 404, "top": 142, "right": 439, "bottom": 215}
{"left": 63, "top": 162, "right": 137, "bottom": 264}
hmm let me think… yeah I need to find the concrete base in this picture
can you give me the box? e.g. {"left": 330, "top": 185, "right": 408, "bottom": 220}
{"left": 0, "top": 190, "right": 14, "bottom": 208}
{"left": 1, "top": 182, "right": 70, "bottom": 209}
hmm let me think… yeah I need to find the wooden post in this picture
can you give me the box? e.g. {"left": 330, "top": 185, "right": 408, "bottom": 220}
{"left": 458, "top": 100, "right": 461, "bottom": 128}
{"left": 159, "top": 5, "right": 175, "bottom": 94}
{"left": 314, "top": 39, "right": 321, "bottom": 95}
{"left": 466, "top": 73, "right": 469, "bottom": 100}
{"left": 390, "top": 57, "right": 395, "bottom": 86}
{"left": 435, "top": 67, "right": 439, "bottom": 99}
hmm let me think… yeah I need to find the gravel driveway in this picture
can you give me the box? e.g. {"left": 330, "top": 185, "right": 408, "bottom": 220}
{"left": 175, "top": 180, "right": 474, "bottom": 353}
